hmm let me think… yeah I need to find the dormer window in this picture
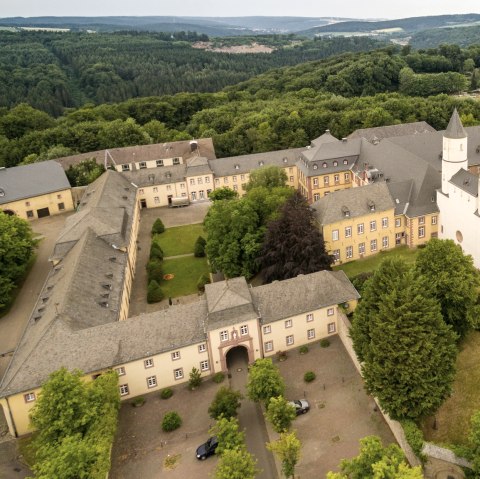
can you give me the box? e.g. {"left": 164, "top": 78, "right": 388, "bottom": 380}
{"left": 333, "top": 161, "right": 338, "bottom": 166}
{"left": 173, "top": 157, "right": 180, "bottom": 165}
{"left": 283, "top": 157, "right": 288, "bottom": 163}
{"left": 323, "top": 162, "right": 327, "bottom": 168}
{"left": 341, "top": 206, "right": 350, "bottom": 217}
{"left": 343, "top": 159, "right": 348, "bottom": 165}
{"left": 258, "top": 161, "right": 264, "bottom": 166}
{"left": 313, "top": 164, "right": 318, "bottom": 170}
{"left": 368, "top": 200, "right": 375, "bottom": 212}
{"left": 235, "top": 164, "right": 240, "bottom": 170}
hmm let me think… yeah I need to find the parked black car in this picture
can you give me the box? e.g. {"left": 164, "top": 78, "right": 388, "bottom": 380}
{"left": 289, "top": 399, "right": 310, "bottom": 415}
{"left": 196, "top": 436, "right": 218, "bottom": 460}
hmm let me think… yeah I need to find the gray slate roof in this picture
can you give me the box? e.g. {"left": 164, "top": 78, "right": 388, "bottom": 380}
{"left": 312, "top": 182, "right": 395, "bottom": 225}
{"left": 122, "top": 164, "right": 187, "bottom": 187}
{"left": 252, "top": 270, "right": 359, "bottom": 324}
{"left": 348, "top": 122, "right": 435, "bottom": 143}
{"left": 450, "top": 169, "right": 479, "bottom": 197}
{"left": 186, "top": 156, "right": 214, "bottom": 177}
{"left": 444, "top": 108, "right": 467, "bottom": 139}
{"left": 310, "top": 130, "right": 339, "bottom": 148}
{"left": 0, "top": 160, "right": 71, "bottom": 205}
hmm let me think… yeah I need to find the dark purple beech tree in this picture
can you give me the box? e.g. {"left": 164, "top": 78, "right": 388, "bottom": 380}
{"left": 257, "top": 191, "right": 333, "bottom": 284}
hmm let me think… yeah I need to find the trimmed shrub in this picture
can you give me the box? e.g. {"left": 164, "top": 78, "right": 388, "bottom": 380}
{"left": 132, "top": 396, "right": 145, "bottom": 407}
{"left": 151, "top": 218, "right": 165, "bottom": 235}
{"left": 196, "top": 236, "right": 207, "bottom": 247}
{"left": 150, "top": 242, "right": 164, "bottom": 261}
{"left": 162, "top": 411, "right": 182, "bottom": 432}
{"left": 299, "top": 345, "right": 309, "bottom": 354}
{"left": 194, "top": 241, "right": 206, "bottom": 257}
{"left": 304, "top": 371, "right": 316, "bottom": 383}
{"left": 208, "top": 387, "right": 243, "bottom": 419}
{"left": 146, "top": 259, "right": 163, "bottom": 282}
{"left": 320, "top": 338, "right": 330, "bottom": 348}
{"left": 189, "top": 367, "right": 202, "bottom": 389}
{"left": 160, "top": 388, "right": 173, "bottom": 400}
{"left": 401, "top": 419, "right": 426, "bottom": 462}
{"left": 147, "top": 280, "right": 164, "bottom": 303}
{"left": 213, "top": 372, "right": 225, "bottom": 384}
{"left": 197, "top": 273, "right": 211, "bottom": 292}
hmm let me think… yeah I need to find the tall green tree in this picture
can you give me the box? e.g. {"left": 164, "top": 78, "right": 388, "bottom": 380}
{"left": 246, "top": 358, "right": 285, "bottom": 406}
{"left": 351, "top": 259, "right": 457, "bottom": 420}
{"left": 245, "top": 165, "right": 288, "bottom": 192}
{"left": 267, "top": 431, "right": 301, "bottom": 479}
{"left": 326, "top": 436, "right": 423, "bottom": 479}
{"left": 257, "top": 191, "right": 333, "bottom": 283}
{"left": 468, "top": 410, "right": 480, "bottom": 474}
{"left": 66, "top": 159, "right": 105, "bottom": 187}
{"left": 415, "top": 238, "right": 480, "bottom": 338}
{"left": 208, "top": 187, "right": 238, "bottom": 201}
{"left": 265, "top": 396, "right": 297, "bottom": 433}
{"left": 214, "top": 448, "right": 258, "bottom": 479}
{"left": 209, "top": 416, "right": 245, "bottom": 456}
{"left": 208, "top": 387, "right": 243, "bottom": 419}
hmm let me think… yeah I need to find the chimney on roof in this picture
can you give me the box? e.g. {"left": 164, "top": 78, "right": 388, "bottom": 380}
{"left": 325, "top": 129, "right": 330, "bottom": 133}
{"left": 190, "top": 140, "right": 198, "bottom": 152}
{"left": 342, "top": 138, "right": 347, "bottom": 143}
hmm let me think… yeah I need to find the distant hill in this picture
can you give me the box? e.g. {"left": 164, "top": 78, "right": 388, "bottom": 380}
{"left": 411, "top": 24, "right": 480, "bottom": 48}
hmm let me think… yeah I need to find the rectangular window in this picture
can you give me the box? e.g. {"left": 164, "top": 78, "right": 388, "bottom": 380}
{"left": 240, "top": 325, "right": 248, "bottom": 336}
{"left": 144, "top": 358, "right": 154, "bottom": 368}
{"left": 358, "top": 242, "right": 365, "bottom": 254}
{"left": 198, "top": 344, "right": 207, "bottom": 353}
{"left": 332, "top": 229, "right": 339, "bottom": 241}
{"left": 174, "top": 368, "right": 183, "bottom": 380}
{"left": 199, "top": 190, "right": 205, "bottom": 199}
{"left": 153, "top": 187, "right": 158, "bottom": 193}
{"left": 395, "top": 218, "right": 401, "bottom": 227}
{"left": 345, "top": 226, "right": 352, "bottom": 238}
{"left": 115, "top": 366, "right": 126, "bottom": 376}
{"left": 264, "top": 341, "right": 273, "bottom": 352}
{"left": 58, "top": 202, "right": 65, "bottom": 211}
{"left": 26, "top": 210, "right": 34, "bottom": 218}
{"left": 346, "top": 246, "right": 353, "bottom": 259}
{"left": 232, "top": 176, "right": 237, "bottom": 182}
{"left": 119, "top": 384, "right": 129, "bottom": 396}
{"left": 180, "top": 183, "right": 185, "bottom": 189}
{"left": 432, "top": 216, "right": 437, "bottom": 225}
{"left": 121, "top": 164, "right": 130, "bottom": 171}
{"left": 166, "top": 185, "right": 171, "bottom": 191}
{"left": 139, "top": 162, "right": 147, "bottom": 169}
{"left": 154, "top": 197, "right": 160, "bottom": 204}
{"left": 370, "top": 220, "right": 376, "bottom": 232}
{"left": 147, "top": 376, "right": 157, "bottom": 388}
{"left": 313, "top": 178, "right": 318, "bottom": 187}
{"left": 190, "top": 178, "right": 195, "bottom": 185}
{"left": 382, "top": 236, "right": 389, "bottom": 248}
{"left": 173, "top": 157, "right": 180, "bottom": 165}
{"left": 171, "top": 351, "right": 180, "bottom": 361}
{"left": 313, "top": 193, "right": 320, "bottom": 201}
{"left": 197, "top": 177, "right": 203, "bottom": 185}
{"left": 418, "top": 226, "right": 425, "bottom": 238}
{"left": 286, "top": 335, "right": 294, "bottom": 346}
{"left": 233, "top": 185, "right": 238, "bottom": 191}
{"left": 139, "top": 188, "right": 144, "bottom": 194}
{"left": 290, "top": 176, "right": 294, "bottom": 182}
{"left": 328, "top": 322, "right": 336, "bottom": 333}
{"left": 419, "top": 216, "right": 425, "bottom": 225}
{"left": 344, "top": 172, "right": 350, "bottom": 182}
{"left": 220, "top": 330, "right": 229, "bottom": 341}
{"left": 224, "top": 177, "right": 229, "bottom": 184}
{"left": 307, "top": 329, "right": 315, "bottom": 340}
{"left": 285, "top": 319, "right": 292, "bottom": 328}
{"left": 191, "top": 192, "right": 197, "bottom": 201}
{"left": 200, "top": 360, "right": 209, "bottom": 371}
{"left": 333, "top": 249, "right": 340, "bottom": 262}
{"left": 181, "top": 192, "right": 186, "bottom": 197}
{"left": 327, "top": 307, "right": 334, "bottom": 316}
{"left": 57, "top": 194, "right": 62, "bottom": 199}
{"left": 370, "top": 239, "right": 377, "bottom": 252}
{"left": 156, "top": 159, "right": 164, "bottom": 167}
{"left": 323, "top": 176, "right": 329, "bottom": 186}
{"left": 306, "top": 313, "right": 313, "bottom": 322}
{"left": 334, "top": 174, "right": 339, "bottom": 183}
{"left": 215, "top": 178, "right": 220, "bottom": 184}
{"left": 241, "top": 174, "right": 245, "bottom": 181}
{"left": 357, "top": 223, "right": 364, "bottom": 235}
{"left": 24, "top": 392, "right": 36, "bottom": 403}
{"left": 25, "top": 201, "right": 30, "bottom": 206}
{"left": 382, "top": 217, "right": 388, "bottom": 228}
{"left": 263, "top": 325, "right": 271, "bottom": 334}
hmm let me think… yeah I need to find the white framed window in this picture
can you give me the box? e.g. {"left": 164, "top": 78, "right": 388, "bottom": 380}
{"left": 370, "top": 239, "right": 377, "bottom": 252}
{"left": 200, "top": 360, "right": 209, "bottom": 371}
{"left": 313, "top": 193, "right": 320, "bottom": 201}
{"left": 327, "top": 307, "right": 334, "bottom": 316}
{"left": 418, "top": 226, "right": 425, "bottom": 238}
{"left": 343, "top": 159, "right": 348, "bottom": 165}
{"left": 119, "top": 384, "right": 129, "bottom": 396}
{"left": 154, "top": 197, "right": 160, "bottom": 204}
{"left": 139, "top": 162, "right": 147, "bottom": 169}
{"left": 432, "top": 215, "right": 437, "bottom": 225}
{"left": 382, "top": 217, "right": 388, "bottom": 228}
{"left": 358, "top": 242, "right": 365, "bottom": 254}
{"left": 370, "top": 220, "right": 376, "bottom": 232}
{"left": 419, "top": 216, "right": 425, "bottom": 225}
{"left": 115, "top": 366, "right": 126, "bottom": 376}
{"left": 138, "top": 188, "right": 144, "bottom": 194}
{"left": 395, "top": 218, "right": 401, "bottom": 227}
{"left": 215, "top": 178, "right": 220, "bottom": 184}
{"left": 333, "top": 249, "right": 340, "bottom": 262}
{"left": 190, "top": 178, "right": 195, "bottom": 185}
{"left": 197, "top": 177, "right": 203, "bottom": 185}
{"left": 171, "top": 351, "right": 180, "bottom": 361}
{"left": 334, "top": 174, "right": 339, "bottom": 183}
{"left": 324, "top": 176, "right": 329, "bottom": 186}
{"left": 322, "top": 162, "right": 327, "bottom": 168}
{"left": 307, "top": 328, "right": 315, "bottom": 340}
{"left": 232, "top": 176, "right": 237, "bottom": 183}
{"left": 382, "top": 236, "right": 389, "bottom": 248}
{"left": 290, "top": 176, "right": 294, "bottom": 182}
{"left": 153, "top": 187, "right": 158, "bottom": 192}
{"left": 144, "top": 358, "right": 154, "bottom": 368}
{"left": 306, "top": 313, "right": 313, "bottom": 322}
{"left": 328, "top": 322, "right": 336, "bottom": 333}
{"left": 174, "top": 368, "right": 183, "bottom": 380}
{"left": 344, "top": 172, "right": 350, "bottom": 181}
{"left": 263, "top": 325, "right": 271, "bottom": 334}
{"left": 24, "top": 392, "right": 36, "bottom": 403}
{"left": 156, "top": 159, "right": 164, "bottom": 167}
{"left": 357, "top": 223, "right": 364, "bottom": 234}
{"left": 233, "top": 185, "right": 238, "bottom": 191}
{"left": 147, "top": 376, "right": 157, "bottom": 388}
{"left": 346, "top": 246, "right": 353, "bottom": 259}
{"left": 240, "top": 325, "right": 248, "bottom": 336}
{"left": 345, "top": 226, "right": 352, "bottom": 238}
{"left": 241, "top": 174, "right": 245, "bottom": 181}
{"left": 285, "top": 319, "right": 292, "bottom": 328}
{"left": 198, "top": 344, "right": 207, "bottom": 353}
{"left": 121, "top": 164, "right": 130, "bottom": 171}
{"left": 199, "top": 190, "right": 205, "bottom": 199}
{"left": 264, "top": 341, "right": 273, "bottom": 352}
{"left": 180, "top": 183, "right": 185, "bottom": 189}
{"left": 224, "top": 177, "right": 229, "bottom": 183}
{"left": 332, "top": 229, "right": 339, "bottom": 241}
{"left": 191, "top": 192, "right": 197, "bottom": 201}
{"left": 220, "top": 330, "right": 229, "bottom": 341}
{"left": 313, "top": 178, "right": 319, "bottom": 186}
{"left": 205, "top": 176, "right": 210, "bottom": 183}
{"left": 286, "top": 335, "right": 294, "bottom": 346}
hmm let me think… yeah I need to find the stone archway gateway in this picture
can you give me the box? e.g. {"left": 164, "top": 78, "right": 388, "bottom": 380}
{"left": 1, "top": 209, "right": 15, "bottom": 216}
{"left": 225, "top": 345, "right": 249, "bottom": 372}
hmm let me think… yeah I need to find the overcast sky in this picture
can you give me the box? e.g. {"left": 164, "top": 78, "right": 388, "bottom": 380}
{"left": 1, "top": 1, "right": 479, "bottom": 20}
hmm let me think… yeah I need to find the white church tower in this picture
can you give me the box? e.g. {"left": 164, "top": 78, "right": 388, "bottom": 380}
{"left": 441, "top": 108, "right": 468, "bottom": 195}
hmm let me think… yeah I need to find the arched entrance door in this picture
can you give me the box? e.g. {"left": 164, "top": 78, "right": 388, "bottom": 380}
{"left": 226, "top": 345, "right": 249, "bottom": 372}
{"left": 2, "top": 209, "right": 15, "bottom": 216}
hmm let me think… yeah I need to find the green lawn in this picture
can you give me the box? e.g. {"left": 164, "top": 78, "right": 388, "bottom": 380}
{"left": 159, "top": 256, "right": 210, "bottom": 298}
{"left": 154, "top": 224, "right": 206, "bottom": 257}
{"left": 333, "top": 246, "right": 419, "bottom": 278}
{"left": 421, "top": 331, "right": 480, "bottom": 446}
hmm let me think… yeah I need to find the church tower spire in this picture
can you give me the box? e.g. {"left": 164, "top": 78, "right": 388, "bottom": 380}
{"left": 442, "top": 108, "right": 468, "bottom": 195}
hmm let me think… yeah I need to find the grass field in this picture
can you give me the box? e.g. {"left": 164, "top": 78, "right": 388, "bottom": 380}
{"left": 333, "top": 246, "right": 419, "bottom": 278}
{"left": 422, "top": 331, "right": 480, "bottom": 446}
{"left": 159, "top": 256, "right": 210, "bottom": 298}
{"left": 154, "top": 224, "right": 206, "bottom": 257}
